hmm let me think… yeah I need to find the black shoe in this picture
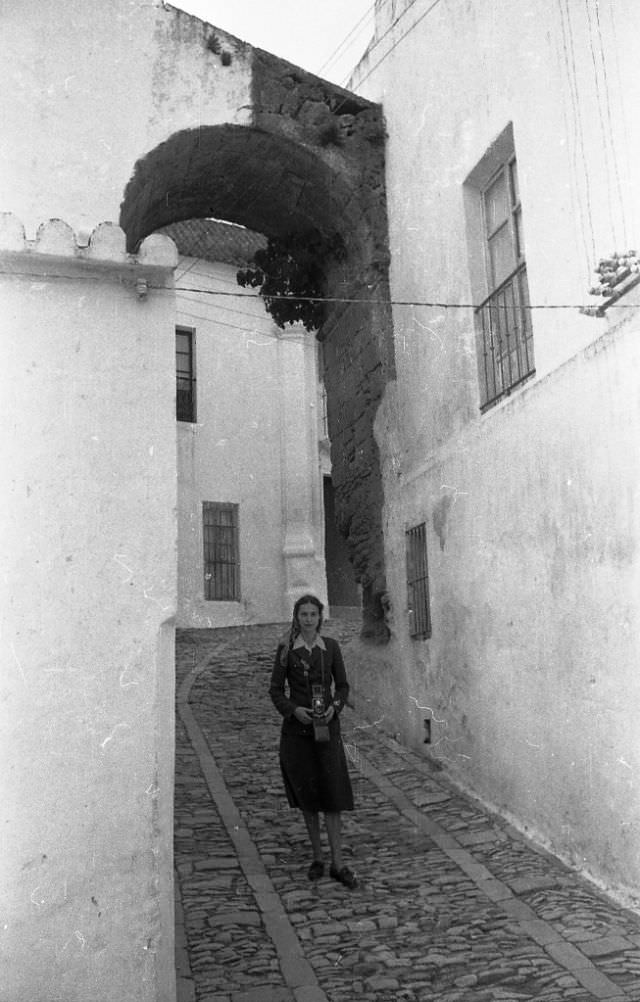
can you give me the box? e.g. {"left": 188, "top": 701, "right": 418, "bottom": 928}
{"left": 329, "top": 865, "right": 358, "bottom": 889}
{"left": 307, "top": 860, "right": 324, "bottom": 880}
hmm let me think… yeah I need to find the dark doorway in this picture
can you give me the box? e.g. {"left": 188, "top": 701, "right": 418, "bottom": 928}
{"left": 323, "top": 476, "right": 360, "bottom": 611}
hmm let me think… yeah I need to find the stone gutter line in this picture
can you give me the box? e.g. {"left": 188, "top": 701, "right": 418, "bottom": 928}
{"left": 175, "top": 876, "right": 196, "bottom": 1002}
{"left": 177, "top": 641, "right": 631, "bottom": 1002}
{"left": 348, "top": 743, "right": 632, "bottom": 1001}
{"left": 177, "top": 664, "right": 330, "bottom": 1002}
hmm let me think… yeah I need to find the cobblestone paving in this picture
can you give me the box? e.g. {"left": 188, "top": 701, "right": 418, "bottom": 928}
{"left": 175, "top": 624, "right": 640, "bottom": 1002}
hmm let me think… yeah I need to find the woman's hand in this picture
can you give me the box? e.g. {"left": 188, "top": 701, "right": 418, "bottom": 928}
{"left": 293, "top": 705, "right": 335, "bottom": 724}
{"left": 294, "top": 706, "right": 313, "bottom": 724}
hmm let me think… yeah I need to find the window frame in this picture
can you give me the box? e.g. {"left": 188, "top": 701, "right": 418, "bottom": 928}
{"left": 406, "top": 522, "right": 431, "bottom": 640}
{"left": 202, "top": 501, "right": 240, "bottom": 602}
{"left": 176, "top": 326, "right": 196, "bottom": 423}
{"left": 463, "top": 125, "right": 535, "bottom": 411}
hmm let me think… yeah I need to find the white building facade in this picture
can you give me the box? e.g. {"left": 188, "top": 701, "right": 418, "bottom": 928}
{"left": 164, "top": 220, "right": 330, "bottom": 628}
{"left": 346, "top": 0, "right": 640, "bottom": 906}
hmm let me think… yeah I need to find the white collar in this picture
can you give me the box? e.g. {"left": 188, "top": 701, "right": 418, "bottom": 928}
{"left": 293, "top": 633, "right": 326, "bottom": 652}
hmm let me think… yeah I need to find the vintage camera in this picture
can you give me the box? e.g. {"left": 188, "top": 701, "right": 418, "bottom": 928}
{"left": 311, "top": 685, "right": 330, "bottom": 743}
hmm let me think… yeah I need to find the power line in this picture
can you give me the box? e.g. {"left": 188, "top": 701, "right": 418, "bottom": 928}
{"left": 340, "top": 0, "right": 444, "bottom": 90}
{"left": 348, "top": 0, "right": 423, "bottom": 67}
{"left": 316, "top": 4, "right": 375, "bottom": 77}
{"left": 560, "top": 0, "right": 596, "bottom": 265}
{"left": 177, "top": 307, "right": 308, "bottom": 342}
{"left": 169, "top": 284, "right": 634, "bottom": 312}
{"left": 592, "top": 0, "right": 628, "bottom": 250}
{"left": 172, "top": 223, "right": 251, "bottom": 284}
{"left": 2, "top": 268, "right": 636, "bottom": 311}
{"left": 152, "top": 4, "right": 479, "bottom": 297}
{"left": 177, "top": 286, "right": 268, "bottom": 324}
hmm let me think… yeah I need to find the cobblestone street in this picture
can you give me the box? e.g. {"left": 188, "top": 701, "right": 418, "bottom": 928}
{"left": 174, "top": 625, "right": 640, "bottom": 1002}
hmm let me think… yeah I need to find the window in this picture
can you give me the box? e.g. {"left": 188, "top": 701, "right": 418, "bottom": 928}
{"left": 406, "top": 523, "right": 431, "bottom": 639}
{"left": 317, "top": 341, "right": 329, "bottom": 440}
{"left": 203, "top": 502, "right": 240, "bottom": 601}
{"left": 176, "top": 327, "right": 196, "bottom": 422}
{"left": 465, "top": 126, "right": 535, "bottom": 410}
{"left": 320, "top": 382, "right": 329, "bottom": 439}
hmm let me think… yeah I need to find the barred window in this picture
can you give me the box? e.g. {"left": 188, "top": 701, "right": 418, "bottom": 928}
{"left": 475, "top": 157, "right": 534, "bottom": 410}
{"left": 318, "top": 342, "right": 329, "bottom": 440}
{"left": 203, "top": 502, "right": 240, "bottom": 601}
{"left": 406, "top": 523, "right": 431, "bottom": 639}
{"left": 464, "top": 126, "right": 535, "bottom": 411}
{"left": 176, "top": 327, "right": 196, "bottom": 422}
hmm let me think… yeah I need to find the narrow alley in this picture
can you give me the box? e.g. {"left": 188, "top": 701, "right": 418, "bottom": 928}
{"left": 174, "top": 624, "right": 640, "bottom": 1002}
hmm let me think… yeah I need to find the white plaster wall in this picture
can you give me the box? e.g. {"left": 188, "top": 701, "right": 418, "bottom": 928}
{"left": 355, "top": 0, "right": 640, "bottom": 463}
{"left": 371, "top": 316, "right": 640, "bottom": 898}
{"left": 349, "top": 0, "right": 640, "bottom": 901}
{"left": 175, "top": 257, "right": 326, "bottom": 627}
{"left": 1, "top": 0, "right": 252, "bottom": 239}
{"left": 0, "top": 226, "right": 177, "bottom": 999}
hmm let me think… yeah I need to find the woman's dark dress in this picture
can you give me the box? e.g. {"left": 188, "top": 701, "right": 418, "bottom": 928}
{"left": 269, "top": 635, "right": 354, "bottom": 813}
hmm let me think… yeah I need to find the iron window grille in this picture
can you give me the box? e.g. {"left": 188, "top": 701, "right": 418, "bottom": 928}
{"left": 475, "top": 157, "right": 535, "bottom": 410}
{"left": 203, "top": 502, "right": 240, "bottom": 601}
{"left": 320, "top": 382, "right": 329, "bottom": 439}
{"left": 317, "top": 341, "right": 329, "bottom": 440}
{"left": 406, "top": 522, "right": 431, "bottom": 639}
{"left": 176, "top": 326, "right": 196, "bottom": 422}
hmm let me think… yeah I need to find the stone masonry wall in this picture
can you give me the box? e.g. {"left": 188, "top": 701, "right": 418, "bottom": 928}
{"left": 121, "top": 38, "right": 395, "bottom": 639}
{"left": 250, "top": 52, "right": 395, "bottom": 638}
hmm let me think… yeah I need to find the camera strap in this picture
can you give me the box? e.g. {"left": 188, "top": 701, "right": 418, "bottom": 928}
{"left": 300, "top": 649, "right": 326, "bottom": 701}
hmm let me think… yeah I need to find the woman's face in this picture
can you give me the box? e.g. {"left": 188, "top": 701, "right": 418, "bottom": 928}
{"left": 297, "top": 602, "right": 320, "bottom": 634}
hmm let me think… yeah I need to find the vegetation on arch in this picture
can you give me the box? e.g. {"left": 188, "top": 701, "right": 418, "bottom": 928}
{"left": 236, "top": 229, "right": 346, "bottom": 332}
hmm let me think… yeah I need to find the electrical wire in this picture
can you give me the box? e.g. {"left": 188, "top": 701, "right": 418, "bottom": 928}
{"left": 347, "top": 0, "right": 424, "bottom": 67}
{"left": 176, "top": 307, "right": 308, "bottom": 342}
{"left": 2, "top": 267, "right": 635, "bottom": 311}
{"left": 593, "top": 0, "right": 628, "bottom": 250}
{"left": 177, "top": 287, "right": 269, "bottom": 324}
{"left": 585, "top": 0, "right": 617, "bottom": 249}
{"left": 161, "top": 3, "right": 630, "bottom": 317}
{"left": 172, "top": 287, "right": 634, "bottom": 311}
{"left": 339, "top": 0, "right": 444, "bottom": 91}
{"left": 173, "top": 219, "right": 254, "bottom": 284}
{"left": 559, "top": 0, "right": 596, "bottom": 267}
{"left": 315, "top": 3, "right": 375, "bottom": 77}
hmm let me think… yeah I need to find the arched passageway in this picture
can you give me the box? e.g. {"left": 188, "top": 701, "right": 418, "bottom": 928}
{"left": 121, "top": 124, "right": 359, "bottom": 248}
{"left": 120, "top": 80, "right": 394, "bottom": 637}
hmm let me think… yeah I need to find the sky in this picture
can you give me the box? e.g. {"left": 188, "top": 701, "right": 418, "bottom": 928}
{"left": 171, "top": 0, "right": 375, "bottom": 87}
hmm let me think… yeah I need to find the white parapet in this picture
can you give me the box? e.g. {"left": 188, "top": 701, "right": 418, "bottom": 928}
{"left": 0, "top": 215, "right": 178, "bottom": 1002}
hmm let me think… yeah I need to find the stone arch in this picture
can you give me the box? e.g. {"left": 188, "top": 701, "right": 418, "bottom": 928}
{"left": 120, "top": 98, "right": 394, "bottom": 640}
{"left": 121, "top": 124, "right": 360, "bottom": 252}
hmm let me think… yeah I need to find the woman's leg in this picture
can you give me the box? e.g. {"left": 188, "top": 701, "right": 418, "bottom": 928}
{"left": 324, "top": 812, "right": 343, "bottom": 870}
{"left": 325, "top": 812, "right": 357, "bottom": 887}
{"left": 302, "top": 810, "right": 323, "bottom": 862}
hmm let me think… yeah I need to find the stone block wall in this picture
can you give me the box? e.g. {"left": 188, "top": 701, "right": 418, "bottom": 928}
{"left": 250, "top": 52, "right": 395, "bottom": 638}
{"left": 120, "top": 36, "right": 396, "bottom": 639}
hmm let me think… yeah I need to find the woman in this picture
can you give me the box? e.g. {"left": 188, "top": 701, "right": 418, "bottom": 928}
{"left": 269, "top": 594, "right": 357, "bottom": 889}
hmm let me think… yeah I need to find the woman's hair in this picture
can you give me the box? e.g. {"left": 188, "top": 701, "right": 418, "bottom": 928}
{"left": 280, "top": 594, "right": 324, "bottom": 665}
{"left": 293, "top": 593, "right": 324, "bottom": 633}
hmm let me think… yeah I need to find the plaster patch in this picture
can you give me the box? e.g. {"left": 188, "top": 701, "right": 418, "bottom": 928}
{"left": 433, "top": 492, "right": 454, "bottom": 551}
{"left": 100, "top": 722, "right": 130, "bottom": 749}
{"left": 408, "top": 695, "right": 447, "bottom": 724}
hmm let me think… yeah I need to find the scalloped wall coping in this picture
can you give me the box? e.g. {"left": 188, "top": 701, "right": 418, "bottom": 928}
{"left": 0, "top": 214, "right": 178, "bottom": 269}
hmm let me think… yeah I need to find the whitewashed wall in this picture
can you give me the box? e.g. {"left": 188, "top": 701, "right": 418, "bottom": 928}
{"left": 2, "top": 0, "right": 251, "bottom": 241}
{"left": 175, "top": 257, "right": 327, "bottom": 627}
{"left": 349, "top": 0, "right": 640, "bottom": 903}
{"left": 0, "top": 7, "right": 334, "bottom": 996}
{"left": 0, "top": 218, "right": 178, "bottom": 999}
